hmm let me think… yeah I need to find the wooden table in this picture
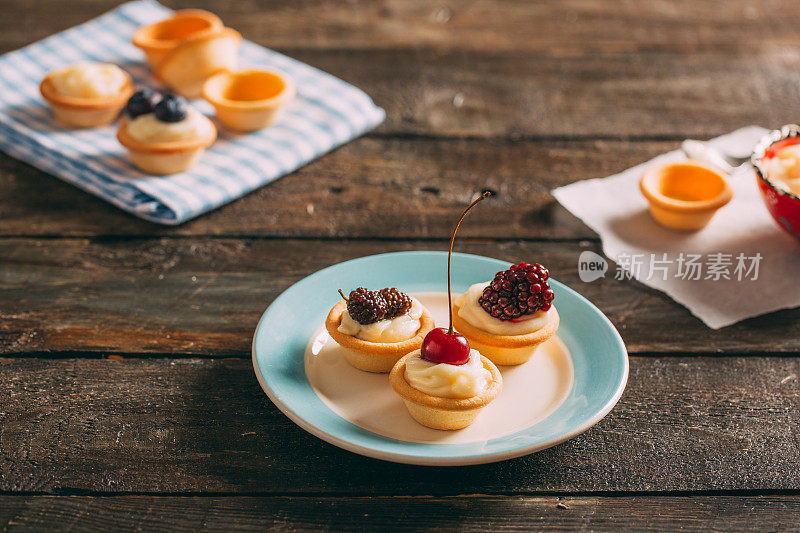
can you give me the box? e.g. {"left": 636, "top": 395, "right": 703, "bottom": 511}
{"left": 2, "top": 1, "right": 800, "bottom": 530}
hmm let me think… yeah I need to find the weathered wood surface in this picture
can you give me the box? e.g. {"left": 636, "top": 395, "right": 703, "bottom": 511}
{"left": 287, "top": 48, "right": 798, "bottom": 139}
{"left": 2, "top": 0, "right": 800, "bottom": 529}
{"left": 1, "top": 4, "right": 797, "bottom": 240}
{"left": 0, "top": 4, "right": 797, "bottom": 142}
{"left": 3, "top": 238, "right": 800, "bottom": 356}
{"left": 1, "top": 49, "right": 797, "bottom": 140}
{"left": 0, "top": 138, "right": 661, "bottom": 238}
{"left": 4, "top": 0, "right": 800, "bottom": 54}
{"left": 1, "top": 356, "right": 799, "bottom": 494}
{"left": 2, "top": 495, "right": 800, "bottom": 532}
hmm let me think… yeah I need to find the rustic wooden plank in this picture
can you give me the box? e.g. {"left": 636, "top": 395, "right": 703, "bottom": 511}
{"left": 0, "top": 138, "right": 668, "bottom": 239}
{"left": 0, "top": 2, "right": 794, "bottom": 141}
{"left": 3, "top": 238, "right": 799, "bottom": 355}
{"left": 0, "top": 4, "right": 795, "bottom": 141}
{"left": 0, "top": 356, "right": 798, "bottom": 494}
{"left": 291, "top": 48, "right": 798, "bottom": 139}
{"left": 3, "top": 0, "right": 800, "bottom": 55}
{"left": 0, "top": 2, "right": 795, "bottom": 140}
{"left": 12, "top": 47, "right": 798, "bottom": 140}
{"left": 2, "top": 495, "right": 800, "bottom": 532}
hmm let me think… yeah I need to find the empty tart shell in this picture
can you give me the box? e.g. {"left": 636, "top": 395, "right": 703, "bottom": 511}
{"left": 452, "top": 303, "right": 559, "bottom": 366}
{"left": 40, "top": 70, "right": 134, "bottom": 128}
{"left": 155, "top": 26, "right": 242, "bottom": 99}
{"left": 325, "top": 300, "right": 435, "bottom": 373}
{"left": 639, "top": 160, "right": 733, "bottom": 231}
{"left": 389, "top": 353, "right": 502, "bottom": 430}
{"left": 133, "top": 9, "right": 224, "bottom": 68}
{"left": 116, "top": 116, "right": 217, "bottom": 175}
{"left": 202, "top": 69, "right": 295, "bottom": 132}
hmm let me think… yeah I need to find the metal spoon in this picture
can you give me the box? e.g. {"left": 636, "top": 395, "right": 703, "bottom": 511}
{"left": 681, "top": 139, "right": 751, "bottom": 174}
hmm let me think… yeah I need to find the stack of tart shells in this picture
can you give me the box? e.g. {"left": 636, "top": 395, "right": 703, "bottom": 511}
{"left": 133, "top": 9, "right": 241, "bottom": 99}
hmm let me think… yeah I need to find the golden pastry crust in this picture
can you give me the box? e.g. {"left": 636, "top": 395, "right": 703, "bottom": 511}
{"left": 452, "top": 302, "right": 559, "bottom": 348}
{"left": 325, "top": 300, "right": 434, "bottom": 355}
{"left": 389, "top": 354, "right": 502, "bottom": 411}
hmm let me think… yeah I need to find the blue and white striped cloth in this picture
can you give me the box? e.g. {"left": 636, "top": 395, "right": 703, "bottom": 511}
{"left": 0, "top": 0, "right": 385, "bottom": 224}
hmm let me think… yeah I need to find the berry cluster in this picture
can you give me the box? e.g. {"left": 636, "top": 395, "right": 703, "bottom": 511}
{"left": 126, "top": 89, "right": 188, "bottom": 123}
{"left": 345, "top": 287, "right": 412, "bottom": 325}
{"left": 379, "top": 288, "right": 412, "bottom": 318}
{"left": 478, "top": 262, "right": 554, "bottom": 321}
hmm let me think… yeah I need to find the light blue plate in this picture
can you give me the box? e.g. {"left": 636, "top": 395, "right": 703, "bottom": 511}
{"left": 252, "top": 251, "right": 628, "bottom": 465}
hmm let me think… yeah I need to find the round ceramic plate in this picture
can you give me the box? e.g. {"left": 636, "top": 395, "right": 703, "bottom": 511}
{"left": 252, "top": 251, "right": 628, "bottom": 465}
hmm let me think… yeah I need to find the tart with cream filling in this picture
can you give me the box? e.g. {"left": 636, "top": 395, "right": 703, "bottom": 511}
{"left": 117, "top": 89, "right": 216, "bottom": 175}
{"left": 453, "top": 263, "right": 559, "bottom": 366}
{"left": 40, "top": 62, "right": 133, "bottom": 128}
{"left": 390, "top": 192, "right": 502, "bottom": 430}
{"left": 390, "top": 348, "right": 501, "bottom": 430}
{"left": 325, "top": 287, "right": 435, "bottom": 373}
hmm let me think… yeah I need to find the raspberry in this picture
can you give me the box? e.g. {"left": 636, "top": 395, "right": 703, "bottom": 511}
{"left": 478, "top": 262, "right": 554, "bottom": 321}
{"left": 379, "top": 288, "right": 412, "bottom": 319}
{"left": 345, "top": 288, "right": 387, "bottom": 324}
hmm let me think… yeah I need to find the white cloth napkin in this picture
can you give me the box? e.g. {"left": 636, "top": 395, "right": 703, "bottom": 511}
{"left": 553, "top": 126, "right": 800, "bottom": 329}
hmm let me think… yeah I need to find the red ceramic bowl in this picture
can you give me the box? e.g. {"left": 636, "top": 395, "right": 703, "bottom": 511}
{"left": 752, "top": 124, "right": 800, "bottom": 242}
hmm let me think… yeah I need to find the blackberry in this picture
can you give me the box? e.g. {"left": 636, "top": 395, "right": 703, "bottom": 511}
{"left": 478, "top": 262, "right": 554, "bottom": 321}
{"left": 345, "top": 287, "right": 387, "bottom": 325}
{"left": 154, "top": 94, "right": 188, "bottom": 123}
{"left": 379, "top": 288, "right": 412, "bottom": 319}
{"left": 126, "top": 88, "right": 161, "bottom": 119}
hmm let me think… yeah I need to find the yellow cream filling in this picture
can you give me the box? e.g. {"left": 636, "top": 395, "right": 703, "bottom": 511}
{"left": 127, "top": 108, "right": 213, "bottom": 143}
{"left": 50, "top": 62, "right": 127, "bottom": 99}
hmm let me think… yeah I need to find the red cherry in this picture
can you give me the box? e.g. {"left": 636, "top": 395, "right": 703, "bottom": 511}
{"left": 421, "top": 328, "right": 470, "bottom": 365}
{"left": 428, "top": 190, "right": 490, "bottom": 366}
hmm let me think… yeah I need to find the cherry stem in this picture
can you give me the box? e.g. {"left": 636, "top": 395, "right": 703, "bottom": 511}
{"left": 338, "top": 289, "right": 348, "bottom": 301}
{"left": 447, "top": 191, "right": 492, "bottom": 334}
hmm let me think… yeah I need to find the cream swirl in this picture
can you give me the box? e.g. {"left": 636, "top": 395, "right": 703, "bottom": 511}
{"left": 338, "top": 297, "right": 423, "bottom": 343}
{"left": 404, "top": 348, "right": 491, "bottom": 399}
{"left": 127, "top": 108, "right": 214, "bottom": 144}
{"left": 49, "top": 62, "right": 127, "bottom": 99}
{"left": 456, "top": 282, "right": 551, "bottom": 336}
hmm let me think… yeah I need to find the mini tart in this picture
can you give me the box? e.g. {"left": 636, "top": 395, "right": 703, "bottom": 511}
{"left": 640, "top": 160, "right": 733, "bottom": 231}
{"left": 325, "top": 300, "right": 435, "bottom": 373}
{"left": 133, "top": 9, "right": 224, "bottom": 69}
{"left": 155, "top": 26, "right": 242, "bottom": 99}
{"left": 452, "top": 302, "right": 559, "bottom": 366}
{"left": 116, "top": 116, "right": 217, "bottom": 175}
{"left": 390, "top": 353, "right": 502, "bottom": 430}
{"left": 40, "top": 69, "right": 134, "bottom": 128}
{"left": 202, "top": 69, "right": 295, "bottom": 132}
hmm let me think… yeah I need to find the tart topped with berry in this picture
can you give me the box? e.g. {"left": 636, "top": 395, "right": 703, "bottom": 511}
{"left": 453, "top": 262, "right": 559, "bottom": 366}
{"left": 325, "top": 287, "right": 435, "bottom": 373}
{"left": 117, "top": 89, "right": 216, "bottom": 175}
